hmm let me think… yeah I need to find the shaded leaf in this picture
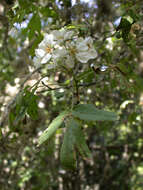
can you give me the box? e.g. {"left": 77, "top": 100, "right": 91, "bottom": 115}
{"left": 72, "top": 104, "right": 118, "bottom": 121}
{"left": 116, "top": 18, "right": 132, "bottom": 42}
{"left": 73, "top": 122, "right": 92, "bottom": 159}
{"left": 27, "top": 13, "right": 41, "bottom": 40}
{"left": 8, "top": 87, "right": 39, "bottom": 128}
{"left": 60, "top": 119, "right": 76, "bottom": 169}
{"left": 60, "top": 119, "right": 91, "bottom": 169}
{"left": 128, "top": 9, "right": 140, "bottom": 22}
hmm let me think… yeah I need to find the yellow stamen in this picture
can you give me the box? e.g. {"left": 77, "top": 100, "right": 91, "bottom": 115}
{"left": 46, "top": 46, "right": 52, "bottom": 53}
{"left": 70, "top": 47, "right": 77, "bottom": 55}
{"left": 87, "top": 43, "right": 91, "bottom": 49}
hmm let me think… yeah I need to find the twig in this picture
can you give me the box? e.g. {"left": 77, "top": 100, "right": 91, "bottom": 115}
{"left": 41, "top": 81, "right": 54, "bottom": 90}
{"left": 37, "top": 81, "right": 97, "bottom": 93}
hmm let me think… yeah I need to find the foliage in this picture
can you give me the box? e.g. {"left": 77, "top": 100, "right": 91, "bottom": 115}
{"left": 0, "top": 0, "right": 143, "bottom": 189}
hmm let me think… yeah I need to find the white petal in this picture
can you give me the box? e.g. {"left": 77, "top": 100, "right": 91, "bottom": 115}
{"left": 76, "top": 37, "right": 94, "bottom": 52}
{"left": 76, "top": 40, "right": 88, "bottom": 51}
{"left": 54, "top": 48, "right": 67, "bottom": 57}
{"left": 59, "top": 29, "right": 66, "bottom": 37}
{"left": 38, "top": 40, "right": 46, "bottom": 49}
{"left": 76, "top": 37, "right": 84, "bottom": 43}
{"left": 65, "top": 55, "right": 74, "bottom": 68}
{"left": 35, "top": 49, "right": 46, "bottom": 58}
{"left": 52, "top": 30, "right": 59, "bottom": 37}
{"left": 64, "top": 31, "right": 74, "bottom": 40}
{"left": 33, "top": 57, "right": 42, "bottom": 68}
{"left": 43, "top": 34, "right": 55, "bottom": 45}
{"left": 76, "top": 52, "right": 91, "bottom": 63}
{"left": 52, "top": 48, "right": 67, "bottom": 64}
{"left": 77, "top": 44, "right": 88, "bottom": 51}
{"left": 38, "top": 34, "right": 55, "bottom": 48}
{"left": 85, "top": 37, "right": 93, "bottom": 44}
{"left": 52, "top": 30, "right": 65, "bottom": 41}
{"left": 88, "top": 49, "right": 97, "bottom": 59}
{"left": 41, "top": 54, "right": 52, "bottom": 64}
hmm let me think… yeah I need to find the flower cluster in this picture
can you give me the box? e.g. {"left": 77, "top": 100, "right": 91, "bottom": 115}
{"left": 34, "top": 28, "right": 97, "bottom": 69}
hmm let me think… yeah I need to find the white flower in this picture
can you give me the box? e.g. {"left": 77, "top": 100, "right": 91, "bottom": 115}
{"left": 54, "top": 46, "right": 67, "bottom": 57}
{"left": 34, "top": 28, "right": 97, "bottom": 69}
{"left": 76, "top": 50, "right": 95, "bottom": 63}
{"left": 52, "top": 47, "right": 67, "bottom": 64}
{"left": 35, "top": 34, "right": 55, "bottom": 64}
{"left": 76, "top": 37, "right": 89, "bottom": 51}
{"left": 67, "top": 37, "right": 97, "bottom": 63}
{"left": 34, "top": 32, "right": 70, "bottom": 68}
{"left": 33, "top": 56, "right": 57, "bottom": 70}
{"left": 52, "top": 28, "right": 74, "bottom": 43}
{"left": 65, "top": 55, "right": 75, "bottom": 68}
{"left": 75, "top": 37, "right": 97, "bottom": 63}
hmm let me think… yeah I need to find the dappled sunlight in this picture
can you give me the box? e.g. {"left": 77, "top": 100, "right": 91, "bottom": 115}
{"left": 0, "top": 0, "right": 143, "bottom": 189}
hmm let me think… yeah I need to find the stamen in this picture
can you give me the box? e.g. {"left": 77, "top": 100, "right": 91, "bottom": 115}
{"left": 46, "top": 46, "right": 52, "bottom": 53}
{"left": 70, "top": 47, "right": 77, "bottom": 55}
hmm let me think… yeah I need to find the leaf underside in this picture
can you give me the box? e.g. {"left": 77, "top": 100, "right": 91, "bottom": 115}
{"left": 38, "top": 111, "right": 68, "bottom": 146}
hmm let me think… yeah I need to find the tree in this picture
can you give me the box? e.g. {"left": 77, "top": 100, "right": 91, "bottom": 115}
{"left": 0, "top": 0, "right": 143, "bottom": 189}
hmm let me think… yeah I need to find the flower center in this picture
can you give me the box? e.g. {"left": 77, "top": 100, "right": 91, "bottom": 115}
{"left": 70, "top": 47, "right": 77, "bottom": 55}
{"left": 46, "top": 46, "right": 52, "bottom": 53}
{"left": 87, "top": 43, "right": 91, "bottom": 49}
{"left": 57, "top": 35, "right": 63, "bottom": 40}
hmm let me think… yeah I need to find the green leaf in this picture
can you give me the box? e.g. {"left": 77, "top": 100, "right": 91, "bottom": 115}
{"left": 9, "top": 110, "right": 16, "bottom": 128}
{"left": 128, "top": 9, "right": 140, "bottom": 22}
{"left": 27, "top": 94, "right": 38, "bottom": 120}
{"left": 29, "top": 34, "right": 43, "bottom": 56}
{"left": 38, "top": 111, "right": 69, "bottom": 146}
{"left": 73, "top": 122, "right": 92, "bottom": 159}
{"left": 27, "top": 13, "right": 41, "bottom": 40}
{"left": 18, "top": 0, "right": 29, "bottom": 8}
{"left": 72, "top": 104, "right": 118, "bottom": 121}
{"left": 40, "top": 7, "right": 57, "bottom": 18}
{"left": 116, "top": 18, "right": 132, "bottom": 42}
{"left": 60, "top": 119, "right": 77, "bottom": 169}
{"left": 117, "top": 18, "right": 131, "bottom": 30}
{"left": 60, "top": 119, "right": 91, "bottom": 169}
{"left": 77, "top": 69, "right": 93, "bottom": 81}
{"left": 9, "top": 87, "right": 39, "bottom": 126}
{"left": 15, "top": 106, "right": 27, "bottom": 124}
{"left": 0, "top": 128, "right": 2, "bottom": 139}
{"left": 23, "top": 88, "right": 39, "bottom": 120}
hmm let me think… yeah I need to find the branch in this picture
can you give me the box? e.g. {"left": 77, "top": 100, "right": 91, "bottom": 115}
{"left": 37, "top": 81, "right": 97, "bottom": 93}
{"left": 41, "top": 81, "right": 58, "bottom": 90}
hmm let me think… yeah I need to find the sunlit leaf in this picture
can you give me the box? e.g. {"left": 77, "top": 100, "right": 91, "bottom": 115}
{"left": 38, "top": 111, "right": 69, "bottom": 146}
